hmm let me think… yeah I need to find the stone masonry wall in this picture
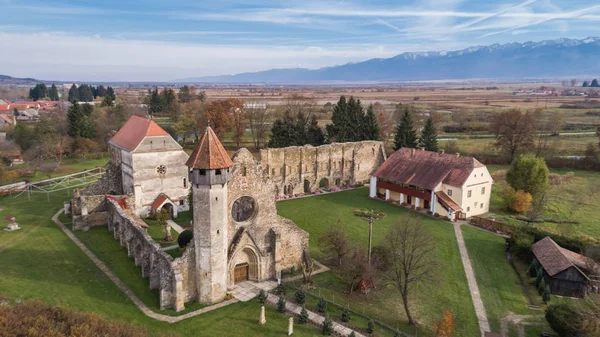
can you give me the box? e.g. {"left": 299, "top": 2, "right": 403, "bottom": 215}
{"left": 260, "top": 141, "right": 386, "bottom": 196}
{"left": 105, "top": 199, "right": 188, "bottom": 312}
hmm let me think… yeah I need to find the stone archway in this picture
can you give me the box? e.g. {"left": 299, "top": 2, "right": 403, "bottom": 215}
{"left": 303, "top": 179, "right": 311, "bottom": 193}
{"left": 319, "top": 177, "right": 329, "bottom": 189}
{"left": 230, "top": 246, "right": 260, "bottom": 285}
{"left": 161, "top": 203, "right": 174, "bottom": 218}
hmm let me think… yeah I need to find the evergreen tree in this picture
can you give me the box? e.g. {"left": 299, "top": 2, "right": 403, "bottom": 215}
{"left": 68, "top": 84, "right": 79, "bottom": 102}
{"left": 67, "top": 102, "right": 84, "bottom": 138}
{"left": 367, "top": 319, "right": 375, "bottom": 334}
{"left": 341, "top": 308, "right": 351, "bottom": 322}
{"left": 317, "top": 297, "right": 327, "bottom": 313}
{"left": 178, "top": 85, "right": 193, "bottom": 103}
{"left": 268, "top": 111, "right": 296, "bottom": 148}
{"left": 583, "top": 81, "right": 589, "bottom": 87}
{"left": 277, "top": 295, "right": 286, "bottom": 313}
{"left": 295, "top": 111, "right": 309, "bottom": 146}
{"left": 346, "top": 96, "right": 365, "bottom": 141}
{"left": 306, "top": 114, "right": 325, "bottom": 146}
{"left": 298, "top": 306, "right": 309, "bottom": 324}
{"left": 322, "top": 315, "right": 333, "bottom": 335}
{"left": 148, "top": 88, "right": 162, "bottom": 115}
{"left": 419, "top": 117, "right": 439, "bottom": 151}
{"left": 294, "top": 289, "right": 306, "bottom": 305}
{"left": 107, "top": 86, "right": 116, "bottom": 100}
{"left": 78, "top": 84, "right": 94, "bottom": 102}
{"left": 29, "top": 83, "right": 48, "bottom": 101}
{"left": 257, "top": 289, "right": 267, "bottom": 304}
{"left": 96, "top": 85, "right": 107, "bottom": 98}
{"left": 326, "top": 96, "right": 349, "bottom": 142}
{"left": 100, "top": 95, "right": 114, "bottom": 107}
{"left": 362, "top": 104, "right": 380, "bottom": 140}
{"left": 49, "top": 84, "right": 59, "bottom": 101}
{"left": 393, "top": 106, "right": 417, "bottom": 150}
{"left": 591, "top": 79, "right": 600, "bottom": 87}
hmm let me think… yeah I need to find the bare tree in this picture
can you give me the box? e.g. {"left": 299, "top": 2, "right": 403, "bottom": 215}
{"left": 340, "top": 247, "right": 376, "bottom": 294}
{"left": 534, "top": 109, "right": 564, "bottom": 158}
{"left": 571, "top": 78, "right": 577, "bottom": 87}
{"left": 490, "top": 109, "right": 536, "bottom": 162}
{"left": 318, "top": 221, "right": 351, "bottom": 266}
{"left": 245, "top": 102, "right": 272, "bottom": 149}
{"left": 373, "top": 102, "right": 394, "bottom": 147}
{"left": 231, "top": 105, "right": 247, "bottom": 148}
{"left": 383, "top": 215, "right": 436, "bottom": 326}
{"left": 284, "top": 94, "right": 314, "bottom": 119}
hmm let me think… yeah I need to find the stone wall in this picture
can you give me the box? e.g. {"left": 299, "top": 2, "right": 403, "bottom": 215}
{"left": 71, "top": 194, "right": 135, "bottom": 230}
{"left": 105, "top": 199, "right": 190, "bottom": 311}
{"left": 226, "top": 149, "right": 309, "bottom": 288}
{"left": 80, "top": 162, "right": 123, "bottom": 196}
{"left": 260, "top": 141, "right": 386, "bottom": 196}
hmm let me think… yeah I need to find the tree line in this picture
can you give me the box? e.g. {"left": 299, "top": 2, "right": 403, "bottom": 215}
{"left": 582, "top": 79, "right": 600, "bottom": 87}
{"left": 28, "top": 83, "right": 60, "bottom": 101}
{"left": 68, "top": 84, "right": 115, "bottom": 103}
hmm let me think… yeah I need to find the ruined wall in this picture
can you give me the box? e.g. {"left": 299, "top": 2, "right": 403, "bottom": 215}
{"left": 71, "top": 194, "right": 135, "bottom": 230}
{"left": 260, "top": 141, "right": 386, "bottom": 196}
{"left": 80, "top": 162, "right": 123, "bottom": 196}
{"left": 226, "top": 148, "right": 309, "bottom": 288}
{"left": 105, "top": 199, "right": 190, "bottom": 311}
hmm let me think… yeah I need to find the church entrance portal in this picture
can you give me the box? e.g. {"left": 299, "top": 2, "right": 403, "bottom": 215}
{"left": 161, "top": 203, "right": 174, "bottom": 218}
{"left": 234, "top": 263, "right": 249, "bottom": 283}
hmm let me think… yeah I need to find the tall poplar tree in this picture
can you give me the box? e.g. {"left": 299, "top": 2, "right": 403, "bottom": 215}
{"left": 393, "top": 106, "right": 417, "bottom": 150}
{"left": 362, "top": 104, "right": 380, "bottom": 140}
{"left": 419, "top": 117, "right": 439, "bottom": 152}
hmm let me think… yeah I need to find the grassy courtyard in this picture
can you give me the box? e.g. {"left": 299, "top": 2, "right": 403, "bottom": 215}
{"left": 276, "top": 188, "right": 480, "bottom": 337}
{"left": 0, "top": 191, "right": 327, "bottom": 337}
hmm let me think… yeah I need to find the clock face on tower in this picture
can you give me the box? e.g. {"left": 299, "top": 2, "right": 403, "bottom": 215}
{"left": 231, "top": 196, "right": 257, "bottom": 223}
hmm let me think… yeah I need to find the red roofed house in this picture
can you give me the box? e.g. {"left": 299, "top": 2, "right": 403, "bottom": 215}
{"left": 532, "top": 237, "right": 600, "bottom": 297}
{"left": 108, "top": 116, "right": 190, "bottom": 217}
{"left": 369, "top": 148, "right": 492, "bottom": 221}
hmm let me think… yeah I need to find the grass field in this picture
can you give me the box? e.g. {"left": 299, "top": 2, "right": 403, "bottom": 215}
{"left": 0, "top": 191, "right": 327, "bottom": 337}
{"left": 460, "top": 226, "right": 539, "bottom": 332}
{"left": 487, "top": 165, "right": 600, "bottom": 240}
{"left": 276, "top": 188, "right": 480, "bottom": 337}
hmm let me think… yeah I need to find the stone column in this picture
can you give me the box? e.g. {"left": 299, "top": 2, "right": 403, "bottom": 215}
{"left": 368, "top": 176, "right": 377, "bottom": 198}
{"left": 415, "top": 197, "right": 420, "bottom": 208}
{"left": 288, "top": 316, "right": 294, "bottom": 335}
{"left": 400, "top": 193, "right": 404, "bottom": 204}
{"left": 385, "top": 189, "right": 390, "bottom": 201}
{"left": 430, "top": 191, "right": 436, "bottom": 214}
{"left": 259, "top": 306, "right": 266, "bottom": 325}
{"left": 174, "top": 273, "right": 185, "bottom": 312}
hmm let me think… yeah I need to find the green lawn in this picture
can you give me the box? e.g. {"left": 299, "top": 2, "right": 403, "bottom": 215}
{"left": 461, "top": 225, "right": 540, "bottom": 332}
{"left": 276, "top": 188, "right": 480, "bottom": 337}
{"left": 487, "top": 165, "right": 600, "bottom": 240}
{"left": 0, "top": 191, "right": 326, "bottom": 337}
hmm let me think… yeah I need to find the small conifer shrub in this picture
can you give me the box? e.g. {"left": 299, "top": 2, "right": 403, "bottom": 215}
{"left": 257, "top": 289, "right": 267, "bottom": 304}
{"left": 295, "top": 289, "right": 306, "bottom": 305}
{"left": 341, "top": 307, "right": 351, "bottom": 322}
{"left": 322, "top": 315, "right": 333, "bottom": 335}
{"left": 299, "top": 306, "right": 309, "bottom": 324}
{"left": 277, "top": 295, "right": 286, "bottom": 313}
{"left": 317, "top": 297, "right": 328, "bottom": 313}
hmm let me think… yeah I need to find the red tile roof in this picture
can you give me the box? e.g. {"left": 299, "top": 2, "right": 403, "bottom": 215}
{"left": 532, "top": 237, "right": 599, "bottom": 278}
{"left": 151, "top": 194, "right": 170, "bottom": 210}
{"left": 435, "top": 191, "right": 463, "bottom": 211}
{"left": 186, "top": 126, "right": 232, "bottom": 169}
{"left": 371, "top": 148, "right": 483, "bottom": 190}
{"left": 109, "top": 116, "right": 169, "bottom": 151}
{"left": 0, "top": 114, "right": 14, "bottom": 125}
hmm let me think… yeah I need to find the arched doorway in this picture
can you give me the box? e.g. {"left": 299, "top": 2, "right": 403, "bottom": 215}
{"left": 161, "top": 203, "right": 174, "bottom": 218}
{"left": 335, "top": 178, "right": 341, "bottom": 186}
{"left": 231, "top": 247, "right": 260, "bottom": 284}
{"left": 287, "top": 184, "right": 294, "bottom": 196}
{"left": 303, "top": 179, "right": 311, "bottom": 193}
{"left": 319, "top": 177, "right": 329, "bottom": 189}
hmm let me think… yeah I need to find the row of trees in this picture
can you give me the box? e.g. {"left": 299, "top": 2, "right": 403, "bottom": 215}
{"left": 393, "top": 105, "right": 439, "bottom": 151}
{"left": 29, "top": 83, "right": 60, "bottom": 101}
{"left": 582, "top": 79, "right": 600, "bottom": 87}
{"left": 68, "top": 84, "right": 115, "bottom": 102}
{"left": 326, "top": 96, "right": 380, "bottom": 142}
{"left": 145, "top": 85, "right": 206, "bottom": 119}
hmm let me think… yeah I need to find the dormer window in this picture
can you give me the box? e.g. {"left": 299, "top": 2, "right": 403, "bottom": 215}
{"left": 200, "top": 169, "right": 206, "bottom": 176}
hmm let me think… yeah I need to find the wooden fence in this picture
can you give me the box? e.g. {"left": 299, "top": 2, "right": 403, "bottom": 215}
{"left": 469, "top": 216, "right": 516, "bottom": 234}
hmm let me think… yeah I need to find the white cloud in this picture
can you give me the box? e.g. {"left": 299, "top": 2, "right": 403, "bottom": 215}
{"left": 0, "top": 32, "right": 414, "bottom": 81}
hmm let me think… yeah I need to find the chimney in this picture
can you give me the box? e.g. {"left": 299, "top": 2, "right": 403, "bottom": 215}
{"left": 410, "top": 148, "right": 415, "bottom": 157}
{"left": 456, "top": 153, "right": 460, "bottom": 157}
{"left": 440, "top": 150, "right": 445, "bottom": 155}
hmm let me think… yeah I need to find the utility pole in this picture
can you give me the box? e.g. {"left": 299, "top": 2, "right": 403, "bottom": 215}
{"left": 354, "top": 209, "right": 385, "bottom": 264}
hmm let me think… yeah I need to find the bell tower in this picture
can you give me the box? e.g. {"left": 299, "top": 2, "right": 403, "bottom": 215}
{"left": 186, "top": 125, "right": 233, "bottom": 304}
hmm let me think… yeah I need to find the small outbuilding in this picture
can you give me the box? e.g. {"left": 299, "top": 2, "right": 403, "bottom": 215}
{"left": 532, "top": 237, "right": 600, "bottom": 298}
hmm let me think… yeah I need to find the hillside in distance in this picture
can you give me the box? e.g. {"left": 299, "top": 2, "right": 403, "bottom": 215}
{"left": 182, "top": 37, "right": 600, "bottom": 83}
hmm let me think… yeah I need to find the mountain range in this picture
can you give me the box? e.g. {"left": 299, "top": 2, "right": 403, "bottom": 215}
{"left": 181, "top": 37, "right": 600, "bottom": 83}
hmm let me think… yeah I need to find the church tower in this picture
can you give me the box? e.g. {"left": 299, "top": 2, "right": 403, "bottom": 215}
{"left": 186, "top": 126, "right": 233, "bottom": 304}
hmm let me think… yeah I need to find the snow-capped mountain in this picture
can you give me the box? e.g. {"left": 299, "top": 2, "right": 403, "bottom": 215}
{"left": 182, "top": 37, "right": 600, "bottom": 83}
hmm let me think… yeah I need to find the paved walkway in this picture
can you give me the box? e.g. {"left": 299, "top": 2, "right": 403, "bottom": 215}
{"left": 167, "top": 219, "right": 184, "bottom": 234}
{"left": 265, "top": 293, "right": 366, "bottom": 337}
{"left": 282, "top": 260, "right": 330, "bottom": 283}
{"left": 232, "top": 281, "right": 278, "bottom": 302}
{"left": 453, "top": 222, "right": 490, "bottom": 336}
{"left": 51, "top": 209, "right": 238, "bottom": 323}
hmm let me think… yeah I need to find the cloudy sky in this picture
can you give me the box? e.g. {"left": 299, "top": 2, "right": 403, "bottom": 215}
{"left": 1, "top": 0, "right": 600, "bottom": 81}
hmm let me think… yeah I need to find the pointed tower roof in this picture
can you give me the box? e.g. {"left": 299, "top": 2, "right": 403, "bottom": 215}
{"left": 109, "top": 116, "right": 169, "bottom": 151}
{"left": 186, "top": 126, "right": 232, "bottom": 169}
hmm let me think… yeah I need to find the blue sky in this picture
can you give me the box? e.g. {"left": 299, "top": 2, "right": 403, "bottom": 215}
{"left": 1, "top": 0, "right": 600, "bottom": 81}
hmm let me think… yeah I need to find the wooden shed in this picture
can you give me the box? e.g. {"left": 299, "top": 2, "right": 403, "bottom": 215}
{"left": 532, "top": 237, "right": 599, "bottom": 298}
